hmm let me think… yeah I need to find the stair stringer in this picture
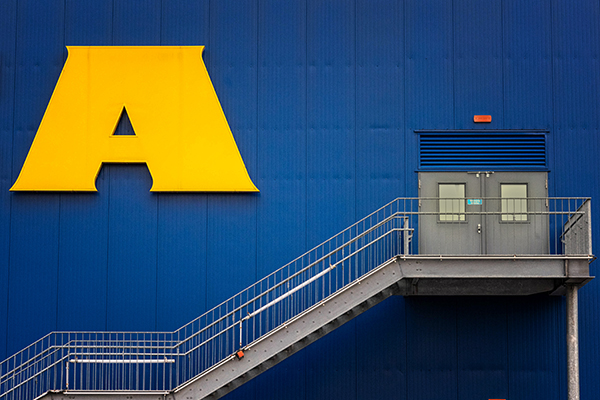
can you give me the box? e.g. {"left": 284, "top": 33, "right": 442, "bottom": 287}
{"left": 176, "top": 258, "right": 404, "bottom": 400}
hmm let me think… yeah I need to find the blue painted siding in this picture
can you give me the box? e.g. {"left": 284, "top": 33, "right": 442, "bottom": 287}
{"left": 65, "top": 0, "right": 114, "bottom": 46}
{"left": 357, "top": 296, "right": 407, "bottom": 400}
{"left": 355, "top": 0, "right": 404, "bottom": 217}
{"left": 161, "top": 0, "right": 210, "bottom": 46}
{"left": 502, "top": 0, "right": 553, "bottom": 130}
{"left": 8, "top": 194, "right": 60, "bottom": 352}
{"left": 454, "top": 0, "right": 504, "bottom": 130}
{"left": 1, "top": 1, "right": 599, "bottom": 399}
{"left": 106, "top": 166, "right": 158, "bottom": 331}
{"left": 113, "top": 0, "right": 161, "bottom": 45}
{"left": 506, "top": 297, "right": 563, "bottom": 400}
{"left": 156, "top": 195, "right": 208, "bottom": 330}
{"left": 0, "top": 0, "right": 17, "bottom": 361}
{"left": 405, "top": 0, "right": 454, "bottom": 193}
{"left": 57, "top": 188, "right": 110, "bottom": 331}
{"left": 457, "top": 299, "right": 508, "bottom": 400}
{"left": 306, "top": 0, "right": 356, "bottom": 249}
{"left": 8, "top": 0, "right": 65, "bottom": 353}
{"left": 406, "top": 298, "right": 458, "bottom": 400}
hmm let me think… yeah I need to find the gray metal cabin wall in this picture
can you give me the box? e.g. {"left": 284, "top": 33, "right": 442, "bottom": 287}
{"left": 0, "top": 1, "right": 598, "bottom": 400}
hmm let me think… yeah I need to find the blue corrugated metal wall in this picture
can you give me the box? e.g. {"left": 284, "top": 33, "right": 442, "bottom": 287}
{"left": 0, "top": 1, "right": 599, "bottom": 399}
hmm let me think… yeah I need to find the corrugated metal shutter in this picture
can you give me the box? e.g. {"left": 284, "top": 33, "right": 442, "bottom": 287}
{"left": 417, "top": 131, "right": 547, "bottom": 170}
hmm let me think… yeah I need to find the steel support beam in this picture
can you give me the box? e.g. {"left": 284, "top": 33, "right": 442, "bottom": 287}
{"left": 567, "top": 284, "right": 580, "bottom": 400}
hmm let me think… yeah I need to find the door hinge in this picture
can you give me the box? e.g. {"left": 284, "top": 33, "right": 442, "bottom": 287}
{"left": 418, "top": 199, "right": 422, "bottom": 208}
{"left": 545, "top": 179, "right": 548, "bottom": 189}
{"left": 418, "top": 179, "right": 421, "bottom": 189}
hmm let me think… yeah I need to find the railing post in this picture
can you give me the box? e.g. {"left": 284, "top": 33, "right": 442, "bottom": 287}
{"left": 586, "top": 200, "right": 592, "bottom": 257}
{"left": 238, "top": 320, "right": 243, "bottom": 350}
{"left": 566, "top": 284, "right": 580, "bottom": 400}
{"left": 403, "top": 217, "right": 410, "bottom": 255}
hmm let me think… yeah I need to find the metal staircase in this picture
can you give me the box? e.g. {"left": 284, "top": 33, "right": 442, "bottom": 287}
{"left": 0, "top": 197, "right": 593, "bottom": 400}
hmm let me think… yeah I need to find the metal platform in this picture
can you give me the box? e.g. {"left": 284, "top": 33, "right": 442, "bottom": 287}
{"left": 395, "top": 255, "right": 592, "bottom": 296}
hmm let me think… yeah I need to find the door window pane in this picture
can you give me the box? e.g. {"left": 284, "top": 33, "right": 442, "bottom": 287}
{"left": 501, "top": 184, "right": 527, "bottom": 221}
{"left": 439, "top": 183, "right": 465, "bottom": 221}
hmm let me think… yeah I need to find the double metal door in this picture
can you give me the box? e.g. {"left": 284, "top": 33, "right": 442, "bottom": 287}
{"left": 418, "top": 172, "right": 548, "bottom": 255}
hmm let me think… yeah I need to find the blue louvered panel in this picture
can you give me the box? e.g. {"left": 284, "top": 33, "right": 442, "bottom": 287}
{"left": 418, "top": 131, "right": 547, "bottom": 170}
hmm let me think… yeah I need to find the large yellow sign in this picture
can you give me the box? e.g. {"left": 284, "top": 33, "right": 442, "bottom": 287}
{"left": 11, "top": 46, "right": 258, "bottom": 192}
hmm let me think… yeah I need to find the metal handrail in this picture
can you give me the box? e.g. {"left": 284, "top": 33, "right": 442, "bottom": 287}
{"left": 172, "top": 197, "right": 409, "bottom": 334}
{"left": 173, "top": 222, "right": 409, "bottom": 358}
{"left": 171, "top": 211, "right": 407, "bottom": 352}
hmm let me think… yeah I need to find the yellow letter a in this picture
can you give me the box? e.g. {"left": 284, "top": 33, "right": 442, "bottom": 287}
{"left": 11, "top": 46, "right": 258, "bottom": 192}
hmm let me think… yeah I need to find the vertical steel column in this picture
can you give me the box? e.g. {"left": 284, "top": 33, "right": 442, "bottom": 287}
{"left": 566, "top": 284, "right": 580, "bottom": 400}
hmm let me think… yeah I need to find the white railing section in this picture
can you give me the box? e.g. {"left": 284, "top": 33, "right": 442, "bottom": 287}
{"left": 0, "top": 197, "right": 592, "bottom": 400}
